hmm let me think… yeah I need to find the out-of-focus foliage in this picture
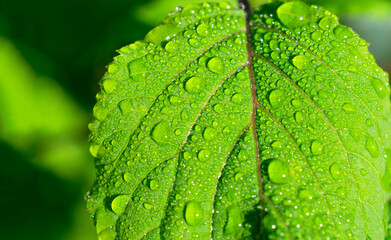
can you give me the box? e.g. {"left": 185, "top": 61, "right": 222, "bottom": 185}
{"left": 0, "top": 0, "right": 390, "bottom": 239}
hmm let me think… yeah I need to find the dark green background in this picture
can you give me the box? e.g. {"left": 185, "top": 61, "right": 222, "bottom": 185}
{"left": 0, "top": 0, "right": 390, "bottom": 239}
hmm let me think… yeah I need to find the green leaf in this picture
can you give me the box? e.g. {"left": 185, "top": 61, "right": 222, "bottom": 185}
{"left": 87, "top": 1, "right": 391, "bottom": 239}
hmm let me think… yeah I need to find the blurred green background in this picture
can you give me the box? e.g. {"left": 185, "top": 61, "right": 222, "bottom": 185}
{"left": 0, "top": 0, "right": 390, "bottom": 239}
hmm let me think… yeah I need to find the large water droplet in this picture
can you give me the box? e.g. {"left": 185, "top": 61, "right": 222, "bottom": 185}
{"left": 231, "top": 93, "right": 245, "bottom": 104}
{"left": 203, "top": 127, "right": 216, "bottom": 141}
{"left": 319, "top": 17, "right": 338, "bottom": 31}
{"left": 98, "top": 228, "right": 116, "bottom": 240}
{"left": 102, "top": 79, "right": 117, "bottom": 93}
{"left": 123, "top": 172, "right": 132, "bottom": 182}
{"left": 365, "top": 136, "right": 379, "bottom": 158}
{"left": 292, "top": 55, "right": 310, "bottom": 70}
{"left": 311, "top": 140, "right": 323, "bottom": 155}
{"left": 271, "top": 140, "right": 285, "bottom": 151}
{"left": 149, "top": 179, "right": 159, "bottom": 190}
{"left": 196, "top": 24, "right": 209, "bottom": 37}
{"left": 298, "top": 189, "right": 314, "bottom": 200}
{"left": 111, "top": 195, "right": 130, "bottom": 215}
{"left": 224, "top": 205, "right": 243, "bottom": 235}
{"left": 188, "top": 39, "right": 201, "bottom": 48}
{"left": 128, "top": 58, "right": 147, "bottom": 82}
{"left": 268, "top": 160, "right": 290, "bottom": 184}
{"left": 169, "top": 95, "right": 183, "bottom": 106}
{"left": 198, "top": 149, "right": 211, "bottom": 162}
{"left": 269, "top": 89, "right": 285, "bottom": 107}
{"left": 342, "top": 103, "right": 357, "bottom": 114}
{"left": 334, "top": 26, "right": 353, "bottom": 40}
{"left": 165, "top": 41, "right": 178, "bottom": 53}
{"left": 207, "top": 57, "right": 224, "bottom": 74}
{"left": 90, "top": 144, "right": 101, "bottom": 158}
{"left": 371, "top": 78, "right": 387, "bottom": 99}
{"left": 118, "top": 99, "right": 133, "bottom": 116}
{"left": 277, "top": 1, "right": 311, "bottom": 29}
{"left": 185, "top": 76, "right": 205, "bottom": 94}
{"left": 151, "top": 121, "right": 170, "bottom": 146}
{"left": 145, "top": 24, "right": 181, "bottom": 44}
{"left": 143, "top": 203, "right": 153, "bottom": 210}
{"left": 184, "top": 201, "right": 204, "bottom": 226}
{"left": 330, "top": 162, "right": 342, "bottom": 179}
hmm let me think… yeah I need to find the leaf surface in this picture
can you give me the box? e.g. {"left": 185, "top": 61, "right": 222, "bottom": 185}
{"left": 87, "top": 1, "right": 391, "bottom": 239}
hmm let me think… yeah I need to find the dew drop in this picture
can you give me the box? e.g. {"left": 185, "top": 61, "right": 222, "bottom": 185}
{"left": 329, "top": 162, "right": 342, "bottom": 179}
{"left": 203, "top": 127, "right": 216, "bottom": 141}
{"left": 371, "top": 78, "right": 387, "bottom": 99}
{"left": 335, "top": 187, "right": 347, "bottom": 198}
{"left": 188, "top": 39, "right": 201, "bottom": 48}
{"left": 334, "top": 26, "right": 353, "bottom": 40}
{"left": 98, "top": 228, "right": 116, "bottom": 240}
{"left": 169, "top": 95, "right": 183, "bottom": 106}
{"left": 234, "top": 172, "right": 244, "bottom": 182}
{"left": 213, "top": 103, "right": 224, "bottom": 113}
{"left": 196, "top": 24, "right": 209, "bottom": 37}
{"left": 149, "top": 179, "right": 159, "bottom": 190}
{"left": 311, "top": 140, "right": 323, "bottom": 155}
{"left": 165, "top": 41, "right": 178, "bottom": 53}
{"left": 151, "top": 121, "right": 170, "bottom": 146}
{"left": 207, "top": 57, "right": 224, "bottom": 74}
{"left": 292, "top": 55, "right": 310, "bottom": 70}
{"left": 93, "top": 105, "right": 108, "bottom": 121}
{"left": 269, "top": 89, "right": 285, "bottom": 107}
{"left": 268, "top": 160, "right": 290, "bottom": 184}
{"left": 143, "top": 203, "right": 153, "bottom": 210}
{"left": 231, "top": 93, "right": 245, "bottom": 104}
{"left": 198, "top": 149, "right": 211, "bottom": 162}
{"left": 90, "top": 144, "right": 101, "bottom": 158}
{"left": 295, "top": 111, "right": 304, "bottom": 123}
{"left": 184, "top": 201, "right": 203, "bottom": 226}
{"left": 145, "top": 24, "right": 181, "bottom": 44}
{"left": 365, "top": 136, "right": 379, "bottom": 158}
{"left": 277, "top": 1, "right": 311, "bottom": 29}
{"left": 319, "top": 17, "right": 338, "bottom": 31}
{"left": 118, "top": 99, "right": 133, "bottom": 116}
{"left": 271, "top": 140, "right": 285, "bottom": 151}
{"left": 342, "top": 103, "right": 357, "bottom": 114}
{"left": 185, "top": 76, "right": 205, "bottom": 94}
{"left": 123, "top": 172, "right": 132, "bottom": 183}
{"left": 102, "top": 79, "right": 117, "bottom": 93}
{"left": 224, "top": 205, "right": 243, "bottom": 235}
{"left": 298, "top": 189, "right": 314, "bottom": 200}
{"left": 111, "top": 195, "right": 130, "bottom": 215}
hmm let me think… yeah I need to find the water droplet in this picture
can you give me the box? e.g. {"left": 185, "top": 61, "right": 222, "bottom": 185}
{"left": 143, "top": 203, "right": 153, "bottom": 210}
{"left": 231, "top": 93, "right": 245, "bottom": 104}
{"left": 271, "top": 140, "right": 285, "bottom": 150}
{"left": 145, "top": 24, "right": 181, "bottom": 44}
{"left": 335, "top": 187, "right": 347, "bottom": 198}
{"left": 98, "top": 228, "right": 116, "bottom": 240}
{"left": 342, "top": 103, "right": 356, "bottom": 114}
{"left": 319, "top": 17, "right": 338, "bottom": 31}
{"left": 295, "top": 111, "right": 304, "bottom": 122}
{"left": 102, "top": 79, "right": 117, "bottom": 93}
{"left": 90, "top": 144, "right": 101, "bottom": 158}
{"left": 371, "top": 78, "right": 387, "bottom": 99}
{"left": 169, "top": 95, "right": 183, "bottom": 106}
{"left": 277, "top": 1, "right": 311, "bottom": 29}
{"left": 298, "top": 189, "right": 314, "bottom": 200}
{"left": 93, "top": 105, "right": 108, "bottom": 121}
{"left": 311, "top": 31, "right": 322, "bottom": 41}
{"left": 203, "top": 127, "right": 216, "bottom": 141}
{"left": 118, "top": 99, "right": 133, "bottom": 116}
{"left": 198, "top": 149, "right": 211, "bottom": 162}
{"left": 234, "top": 172, "right": 244, "bottom": 181}
{"left": 207, "top": 57, "right": 224, "bottom": 74}
{"left": 185, "top": 77, "right": 205, "bottom": 94}
{"left": 151, "top": 121, "right": 170, "bottom": 146}
{"left": 123, "top": 172, "right": 132, "bottom": 182}
{"left": 174, "top": 128, "right": 182, "bottom": 136}
{"left": 334, "top": 26, "right": 353, "bottom": 40}
{"left": 196, "top": 24, "right": 209, "bottom": 37}
{"left": 213, "top": 103, "right": 224, "bottom": 113}
{"left": 111, "top": 195, "right": 130, "bottom": 215}
{"left": 149, "top": 179, "right": 159, "bottom": 190}
{"left": 269, "top": 89, "right": 285, "bottom": 107}
{"left": 268, "top": 160, "right": 290, "bottom": 184}
{"left": 188, "top": 39, "right": 201, "bottom": 48}
{"left": 224, "top": 205, "right": 243, "bottom": 235}
{"left": 311, "top": 140, "right": 323, "bottom": 155}
{"left": 184, "top": 201, "right": 204, "bottom": 226}
{"left": 365, "top": 136, "right": 379, "bottom": 158}
{"left": 128, "top": 58, "right": 146, "bottom": 82}
{"left": 292, "top": 55, "right": 310, "bottom": 70}
{"left": 165, "top": 41, "right": 177, "bottom": 53}
{"left": 360, "top": 168, "right": 368, "bottom": 176}
{"left": 330, "top": 162, "right": 342, "bottom": 179}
